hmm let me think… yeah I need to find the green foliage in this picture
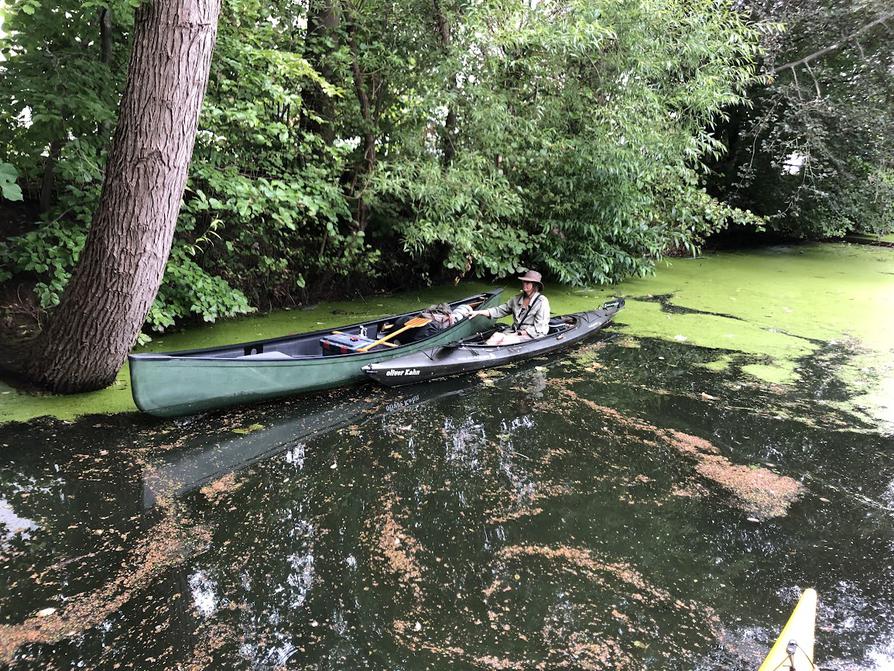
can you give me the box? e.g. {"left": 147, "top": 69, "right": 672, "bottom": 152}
{"left": 711, "top": 0, "right": 894, "bottom": 238}
{"left": 149, "top": 244, "right": 254, "bottom": 332}
{"left": 0, "top": 207, "right": 253, "bottom": 333}
{"left": 0, "top": 218, "right": 84, "bottom": 300}
{"left": 369, "top": 156, "right": 527, "bottom": 277}
{"left": 0, "top": 163, "right": 23, "bottom": 201}
{"left": 812, "top": 165, "right": 894, "bottom": 238}
{"left": 0, "top": 0, "right": 127, "bottom": 189}
{"left": 362, "top": 0, "right": 764, "bottom": 284}
{"left": 1, "top": 0, "right": 772, "bottom": 341}
{"left": 182, "top": 0, "right": 378, "bottom": 307}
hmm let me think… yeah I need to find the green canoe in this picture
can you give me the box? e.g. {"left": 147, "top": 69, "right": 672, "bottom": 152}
{"left": 128, "top": 290, "right": 502, "bottom": 417}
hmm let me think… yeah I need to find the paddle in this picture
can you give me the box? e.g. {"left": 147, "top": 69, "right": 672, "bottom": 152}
{"left": 331, "top": 330, "right": 397, "bottom": 348}
{"left": 357, "top": 316, "right": 431, "bottom": 352}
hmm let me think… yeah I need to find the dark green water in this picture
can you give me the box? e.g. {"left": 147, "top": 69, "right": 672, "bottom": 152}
{"left": 1, "top": 336, "right": 893, "bottom": 669}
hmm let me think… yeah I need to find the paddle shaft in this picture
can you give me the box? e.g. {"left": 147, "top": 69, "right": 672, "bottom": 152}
{"left": 358, "top": 316, "right": 431, "bottom": 352}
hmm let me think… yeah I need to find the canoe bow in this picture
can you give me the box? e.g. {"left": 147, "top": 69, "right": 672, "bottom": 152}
{"left": 758, "top": 588, "right": 818, "bottom": 671}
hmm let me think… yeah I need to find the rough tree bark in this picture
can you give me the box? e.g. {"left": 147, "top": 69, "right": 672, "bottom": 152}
{"left": 26, "top": 0, "right": 222, "bottom": 393}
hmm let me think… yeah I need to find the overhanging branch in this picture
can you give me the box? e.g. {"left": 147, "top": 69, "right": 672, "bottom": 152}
{"left": 772, "top": 11, "right": 893, "bottom": 74}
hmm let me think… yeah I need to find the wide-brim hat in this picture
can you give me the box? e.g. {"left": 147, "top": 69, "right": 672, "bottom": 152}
{"left": 517, "top": 270, "right": 543, "bottom": 287}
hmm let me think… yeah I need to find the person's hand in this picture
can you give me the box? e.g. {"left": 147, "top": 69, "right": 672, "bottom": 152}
{"left": 470, "top": 310, "right": 486, "bottom": 318}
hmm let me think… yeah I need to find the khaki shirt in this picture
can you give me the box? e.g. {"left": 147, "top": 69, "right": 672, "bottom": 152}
{"left": 483, "top": 292, "right": 551, "bottom": 337}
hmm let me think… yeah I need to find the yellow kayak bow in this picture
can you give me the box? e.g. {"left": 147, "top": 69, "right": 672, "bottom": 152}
{"left": 757, "top": 588, "right": 818, "bottom": 671}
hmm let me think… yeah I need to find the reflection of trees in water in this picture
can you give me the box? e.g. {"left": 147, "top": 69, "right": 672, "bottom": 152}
{"left": 0, "top": 361, "right": 746, "bottom": 668}
{"left": 12, "top": 349, "right": 890, "bottom": 668}
{"left": 0, "top": 424, "right": 162, "bottom": 664}
{"left": 359, "top": 375, "right": 721, "bottom": 670}
{"left": 495, "top": 414, "right": 537, "bottom": 508}
{"left": 442, "top": 416, "right": 486, "bottom": 470}
{"left": 0, "top": 502, "right": 210, "bottom": 667}
{"left": 221, "top": 500, "right": 320, "bottom": 668}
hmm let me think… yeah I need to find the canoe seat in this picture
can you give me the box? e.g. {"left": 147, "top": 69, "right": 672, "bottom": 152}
{"left": 236, "top": 351, "right": 294, "bottom": 360}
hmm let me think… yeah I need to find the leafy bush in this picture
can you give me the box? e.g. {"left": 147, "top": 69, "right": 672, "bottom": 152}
{"left": 1, "top": 0, "right": 772, "bottom": 340}
{"left": 0, "top": 217, "right": 85, "bottom": 304}
{"left": 149, "top": 244, "right": 254, "bottom": 332}
{"left": 0, "top": 211, "right": 253, "bottom": 334}
{"left": 366, "top": 0, "right": 765, "bottom": 284}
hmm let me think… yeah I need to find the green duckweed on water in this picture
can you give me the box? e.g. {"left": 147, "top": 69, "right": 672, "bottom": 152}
{"left": 1, "top": 242, "right": 892, "bottom": 427}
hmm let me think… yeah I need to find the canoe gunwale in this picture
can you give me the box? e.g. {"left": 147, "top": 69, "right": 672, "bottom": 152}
{"left": 128, "top": 290, "right": 502, "bottom": 363}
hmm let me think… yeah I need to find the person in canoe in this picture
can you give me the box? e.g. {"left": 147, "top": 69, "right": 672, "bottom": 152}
{"left": 469, "top": 270, "right": 550, "bottom": 345}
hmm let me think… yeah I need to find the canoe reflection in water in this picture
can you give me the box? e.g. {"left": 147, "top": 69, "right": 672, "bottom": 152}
{"left": 141, "top": 376, "right": 482, "bottom": 508}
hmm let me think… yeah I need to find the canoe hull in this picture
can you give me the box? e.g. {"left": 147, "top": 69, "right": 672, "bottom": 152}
{"left": 129, "top": 291, "right": 502, "bottom": 417}
{"left": 758, "top": 588, "right": 817, "bottom": 671}
{"left": 363, "top": 301, "right": 623, "bottom": 387}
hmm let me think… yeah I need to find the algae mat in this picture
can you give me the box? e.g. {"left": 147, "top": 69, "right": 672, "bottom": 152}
{"left": 1, "top": 242, "right": 891, "bottom": 426}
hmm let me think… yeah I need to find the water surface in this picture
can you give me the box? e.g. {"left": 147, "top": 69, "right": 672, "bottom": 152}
{"left": 2, "top": 242, "right": 893, "bottom": 669}
{"left": 2, "top": 335, "right": 893, "bottom": 669}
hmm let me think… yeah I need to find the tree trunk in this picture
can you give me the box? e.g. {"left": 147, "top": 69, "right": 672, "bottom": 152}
{"left": 99, "top": 7, "right": 113, "bottom": 65}
{"left": 26, "top": 0, "right": 222, "bottom": 393}
{"left": 304, "top": 0, "right": 340, "bottom": 144}
{"left": 432, "top": 0, "right": 457, "bottom": 166}
{"left": 38, "top": 139, "right": 63, "bottom": 213}
{"left": 346, "top": 20, "right": 377, "bottom": 233}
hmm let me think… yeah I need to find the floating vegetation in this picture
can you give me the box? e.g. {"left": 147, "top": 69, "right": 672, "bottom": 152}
{"left": 0, "top": 508, "right": 210, "bottom": 665}
{"left": 199, "top": 472, "right": 242, "bottom": 505}
{"left": 552, "top": 384, "right": 805, "bottom": 519}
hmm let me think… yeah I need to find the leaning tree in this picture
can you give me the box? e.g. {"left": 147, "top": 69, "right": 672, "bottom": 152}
{"left": 27, "top": 0, "right": 222, "bottom": 392}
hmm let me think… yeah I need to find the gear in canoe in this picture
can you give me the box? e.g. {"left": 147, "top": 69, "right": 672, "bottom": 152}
{"left": 363, "top": 298, "right": 624, "bottom": 387}
{"left": 128, "top": 290, "right": 503, "bottom": 417}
